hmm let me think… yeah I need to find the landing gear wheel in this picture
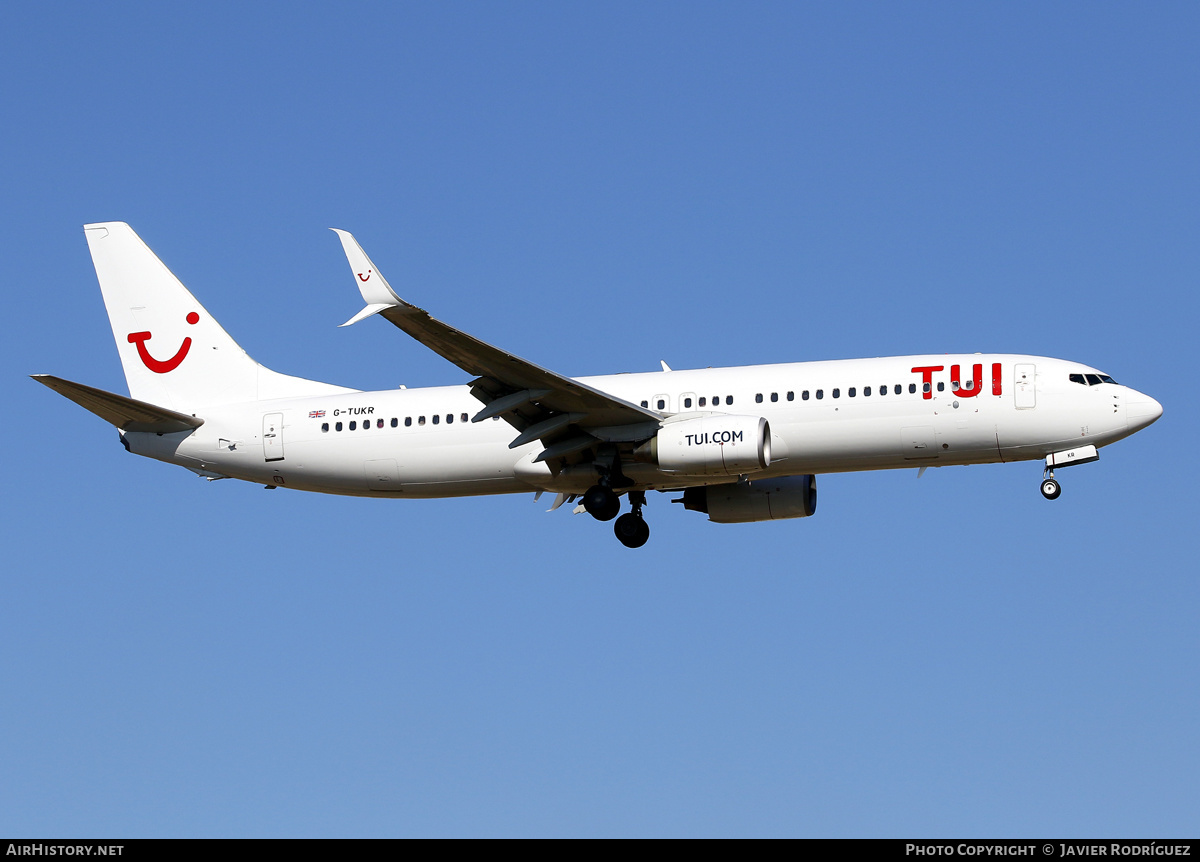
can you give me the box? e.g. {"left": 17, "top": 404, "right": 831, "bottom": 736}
{"left": 614, "top": 513, "right": 650, "bottom": 548}
{"left": 583, "top": 485, "right": 621, "bottom": 521}
{"left": 1041, "top": 478, "right": 1061, "bottom": 500}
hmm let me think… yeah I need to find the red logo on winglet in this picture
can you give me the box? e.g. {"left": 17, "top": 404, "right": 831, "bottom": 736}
{"left": 127, "top": 312, "right": 199, "bottom": 373}
{"left": 358, "top": 270, "right": 372, "bottom": 282}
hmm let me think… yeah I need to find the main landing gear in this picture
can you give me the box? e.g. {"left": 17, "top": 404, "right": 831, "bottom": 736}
{"left": 582, "top": 452, "right": 651, "bottom": 547}
{"left": 582, "top": 484, "right": 651, "bottom": 547}
{"left": 613, "top": 491, "right": 650, "bottom": 549}
{"left": 582, "top": 484, "right": 620, "bottom": 521}
{"left": 1040, "top": 469, "right": 1061, "bottom": 500}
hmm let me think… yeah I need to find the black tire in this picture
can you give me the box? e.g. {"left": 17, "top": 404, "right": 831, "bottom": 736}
{"left": 614, "top": 513, "right": 650, "bottom": 548}
{"left": 583, "top": 485, "right": 620, "bottom": 521}
{"left": 1040, "top": 478, "right": 1061, "bottom": 500}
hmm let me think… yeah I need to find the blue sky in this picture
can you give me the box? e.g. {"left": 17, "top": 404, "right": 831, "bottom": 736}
{"left": 1, "top": 2, "right": 1197, "bottom": 837}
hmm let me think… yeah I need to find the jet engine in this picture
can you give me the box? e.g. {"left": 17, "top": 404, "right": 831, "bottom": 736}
{"left": 677, "top": 475, "right": 817, "bottom": 523}
{"left": 634, "top": 415, "right": 771, "bottom": 476}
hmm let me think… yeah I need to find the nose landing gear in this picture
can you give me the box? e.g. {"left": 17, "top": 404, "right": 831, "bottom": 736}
{"left": 614, "top": 490, "right": 650, "bottom": 548}
{"left": 1040, "top": 470, "right": 1061, "bottom": 500}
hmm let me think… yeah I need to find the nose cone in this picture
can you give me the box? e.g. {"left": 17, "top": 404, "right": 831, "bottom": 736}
{"left": 1126, "top": 391, "right": 1163, "bottom": 432}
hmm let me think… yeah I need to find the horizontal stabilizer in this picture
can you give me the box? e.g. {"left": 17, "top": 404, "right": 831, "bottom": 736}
{"left": 31, "top": 375, "right": 204, "bottom": 433}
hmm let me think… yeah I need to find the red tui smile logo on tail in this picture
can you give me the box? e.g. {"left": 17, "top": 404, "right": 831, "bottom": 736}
{"left": 127, "top": 312, "right": 200, "bottom": 373}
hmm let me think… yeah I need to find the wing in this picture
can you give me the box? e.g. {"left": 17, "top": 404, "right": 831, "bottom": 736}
{"left": 331, "top": 230, "right": 662, "bottom": 466}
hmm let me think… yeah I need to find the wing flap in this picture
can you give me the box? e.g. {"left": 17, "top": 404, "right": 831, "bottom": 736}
{"left": 32, "top": 375, "right": 204, "bottom": 433}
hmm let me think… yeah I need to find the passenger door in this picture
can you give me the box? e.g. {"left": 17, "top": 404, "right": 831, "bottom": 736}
{"left": 262, "top": 413, "right": 284, "bottom": 461}
{"left": 1015, "top": 364, "right": 1036, "bottom": 409}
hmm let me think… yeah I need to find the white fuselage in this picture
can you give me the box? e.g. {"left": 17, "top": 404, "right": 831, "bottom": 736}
{"left": 124, "top": 353, "right": 1159, "bottom": 498}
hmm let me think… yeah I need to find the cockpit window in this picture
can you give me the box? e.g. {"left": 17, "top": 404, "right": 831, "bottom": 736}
{"left": 1069, "top": 373, "right": 1086, "bottom": 385}
{"left": 1099, "top": 374, "right": 1118, "bottom": 385}
{"left": 1085, "top": 374, "right": 1102, "bottom": 386}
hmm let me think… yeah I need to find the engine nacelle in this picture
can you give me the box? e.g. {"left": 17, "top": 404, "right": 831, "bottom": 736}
{"left": 679, "top": 475, "right": 817, "bottom": 523}
{"left": 635, "top": 414, "right": 771, "bottom": 476}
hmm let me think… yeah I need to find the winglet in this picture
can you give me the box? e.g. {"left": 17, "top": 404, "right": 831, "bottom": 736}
{"left": 340, "top": 303, "right": 395, "bottom": 328}
{"left": 331, "top": 229, "right": 404, "bottom": 326}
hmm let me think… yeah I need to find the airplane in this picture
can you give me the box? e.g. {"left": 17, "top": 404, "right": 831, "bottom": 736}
{"left": 33, "top": 222, "right": 1163, "bottom": 548}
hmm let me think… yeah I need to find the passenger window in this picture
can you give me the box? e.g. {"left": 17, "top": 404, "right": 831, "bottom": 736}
{"left": 322, "top": 422, "right": 329, "bottom": 432}
{"left": 726, "top": 396, "right": 733, "bottom": 405}
{"left": 391, "top": 418, "right": 398, "bottom": 428}
{"left": 418, "top": 416, "right": 426, "bottom": 426}
{"left": 755, "top": 393, "right": 763, "bottom": 403}
{"left": 952, "top": 381, "right": 960, "bottom": 391}
{"left": 1085, "top": 374, "right": 1102, "bottom": 386}
{"left": 462, "top": 413, "right": 468, "bottom": 422}
{"left": 770, "top": 392, "right": 778, "bottom": 402}
{"left": 937, "top": 382, "right": 945, "bottom": 392}
{"left": 864, "top": 386, "right": 871, "bottom": 396}
{"left": 910, "top": 383, "right": 917, "bottom": 393}
{"left": 684, "top": 397, "right": 692, "bottom": 408}
{"left": 833, "top": 388, "right": 840, "bottom": 398}
{"left": 657, "top": 399, "right": 665, "bottom": 410}
{"left": 349, "top": 421, "right": 356, "bottom": 430}
{"left": 432, "top": 415, "right": 439, "bottom": 425}
{"left": 787, "top": 391, "right": 794, "bottom": 401}
{"left": 802, "top": 390, "right": 809, "bottom": 401}
{"left": 447, "top": 414, "right": 454, "bottom": 424}
{"left": 698, "top": 397, "right": 706, "bottom": 407}
{"left": 336, "top": 421, "right": 343, "bottom": 431}
{"left": 378, "top": 419, "right": 385, "bottom": 428}
{"left": 405, "top": 417, "right": 412, "bottom": 427}
{"left": 641, "top": 400, "right": 648, "bottom": 408}
{"left": 848, "top": 387, "right": 856, "bottom": 397}
{"left": 895, "top": 384, "right": 901, "bottom": 395}
{"left": 923, "top": 383, "right": 931, "bottom": 393}
{"left": 816, "top": 389, "right": 824, "bottom": 400}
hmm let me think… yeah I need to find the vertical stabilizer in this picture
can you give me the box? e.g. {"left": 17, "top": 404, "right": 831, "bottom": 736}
{"left": 84, "top": 222, "right": 352, "bottom": 410}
